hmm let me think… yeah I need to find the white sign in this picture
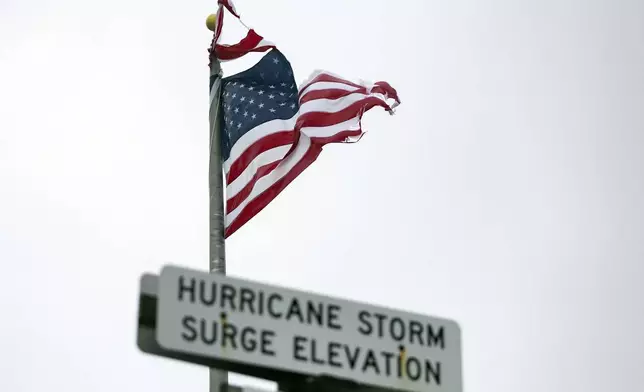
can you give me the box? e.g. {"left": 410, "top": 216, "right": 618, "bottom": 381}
{"left": 156, "top": 265, "right": 462, "bottom": 392}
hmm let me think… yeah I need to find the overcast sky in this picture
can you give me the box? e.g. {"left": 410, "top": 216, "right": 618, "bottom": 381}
{"left": 1, "top": 0, "right": 643, "bottom": 391}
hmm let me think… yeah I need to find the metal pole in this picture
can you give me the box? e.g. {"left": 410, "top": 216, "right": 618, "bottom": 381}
{"left": 208, "top": 33, "right": 228, "bottom": 392}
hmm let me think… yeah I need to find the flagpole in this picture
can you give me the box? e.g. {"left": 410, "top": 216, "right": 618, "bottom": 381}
{"left": 207, "top": 12, "right": 228, "bottom": 392}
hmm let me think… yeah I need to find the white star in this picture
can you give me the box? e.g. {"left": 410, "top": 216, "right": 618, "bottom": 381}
{"left": 290, "top": 103, "right": 296, "bottom": 109}
{"left": 269, "top": 108, "right": 276, "bottom": 113}
{"left": 234, "top": 108, "right": 239, "bottom": 113}
{"left": 239, "top": 83, "right": 245, "bottom": 88}
{"left": 280, "top": 82, "right": 287, "bottom": 87}
{"left": 279, "top": 102, "right": 286, "bottom": 107}
{"left": 279, "top": 92, "right": 285, "bottom": 96}
{"left": 243, "top": 111, "right": 248, "bottom": 117}
{"left": 248, "top": 86, "right": 254, "bottom": 91}
{"left": 251, "top": 113, "right": 257, "bottom": 119}
{"left": 268, "top": 94, "right": 275, "bottom": 99}
{"left": 232, "top": 82, "right": 237, "bottom": 86}
{"left": 249, "top": 99, "right": 255, "bottom": 104}
{"left": 240, "top": 97, "right": 246, "bottom": 102}
{"left": 258, "top": 90, "right": 264, "bottom": 95}
{"left": 232, "top": 93, "right": 237, "bottom": 99}
{"left": 258, "top": 103, "right": 265, "bottom": 108}
{"left": 289, "top": 93, "right": 294, "bottom": 97}
{"left": 272, "top": 57, "right": 279, "bottom": 64}
{"left": 237, "top": 122, "right": 242, "bottom": 128}
{"left": 269, "top": 85, "right": 275, "bottom": 89}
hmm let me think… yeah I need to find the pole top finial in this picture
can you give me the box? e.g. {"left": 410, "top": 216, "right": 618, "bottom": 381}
{"left": 206, "top": 13, "right": 218, "bottom": 32}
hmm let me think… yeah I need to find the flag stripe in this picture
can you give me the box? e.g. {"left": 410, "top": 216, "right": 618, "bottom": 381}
{"left": 300, "top": 88, "right": 368, "bottom": 105}
{"left": 298, "top": 91, "right": 379, "bottom": 115}
{"left": 300, "top": 116, "right": 362, "bottom": 139}
{"left": 216, "top": 30, "right": 276, "bottom": 61}
{"left": 299, "top": 72, "right": 366, "bottom": 98}
{"left": 227, "top": 158, "right": 283, "bottom": 213}
{"left": 296, "top": 96, "right": 390, "bottom": 128}
{"left": 226, "top": 130, "right": 294, "bottom": 184}
{"left": 308, "top": 129, "right": 363, "bottom": 145}
{"left": 227, "top": 144, "right": 292, "bottom": 199}
{"left": 224, "top": 116, "right": 296, "bottom": 172}
{"left": 299, "top": 81, "right": 360, "bottom": 98}
{"left": 218, "top": 0, "right": 239, "bottom": 18}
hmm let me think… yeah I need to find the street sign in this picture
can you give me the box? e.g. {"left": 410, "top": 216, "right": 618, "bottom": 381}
{"left": 156, "top": 265, "right": 462, "bottom": 392}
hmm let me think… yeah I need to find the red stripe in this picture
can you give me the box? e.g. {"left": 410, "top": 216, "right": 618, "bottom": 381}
{"left": 218, "top": 0, "right": 239, "bottom": 18}
{"left": 215, "top": 8, "right": 224, "bottom": 41}
{"left": 299, "top": 87, "right": 367, "bottom": 105}
{"left": 299, "top": 77, "right": 400, "bottom": 106}
{"left": 373, "top": 81, "right": 401, "bottom": 104}
{"left": 226, "top": 159, "right": 281, "bottom": 213}
{"left": 224, "top": 145, "right": 323, "bottom": 238}
{"left": 296, "top": 96, "right": 390, "bottom": 129}
{"left": 310, "top": 129, "right": 363, "bottom": 145}
{"left": 299, "top": 73, "right": 365, "bottom": 98}
{"left": 218, "top": 44, "right": 274, "bottom": 61}
{"left": 215, "top": 29, "right": 275, "bottom": 61}
{"left": 226, "top": 130, "right": 295, "bottom": 183}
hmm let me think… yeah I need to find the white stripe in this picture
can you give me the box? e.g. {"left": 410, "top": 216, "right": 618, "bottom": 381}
{"left": 225, "top": 135, "right": 312, "bottom": 227}
{"left": 300, "top": 116, "right": 361, "bottom": 138}
{"left": 223, "top": 115, "right": 297, "bottom": 172}
{"left": 255, "top": 38, "right": 275, "bottom": 48}
{"left": 298, "top": 91, "right": 373, "bottom": 115}
{"left": 225, "top": 144, "right": 292, "bottom": 198}
{"left": 298, "top": 70, "right": 353, "bottom": 90}
{"left": 299, "top": 81, "right": 358, "bottom": 97}
{"left": 225, "top": 0, "right": 238, "bottom": 15}
{"left": 218, "top": 39, "right": 276, "bottom": 62}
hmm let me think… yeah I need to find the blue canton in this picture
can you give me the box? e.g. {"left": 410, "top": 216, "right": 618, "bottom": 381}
{"left": 220, "top": 50, "right": 299, "bottom": 161}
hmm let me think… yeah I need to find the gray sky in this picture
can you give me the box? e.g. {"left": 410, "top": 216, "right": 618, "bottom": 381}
{"left": 1, "top": 0, "right": 643, "bottom": 391}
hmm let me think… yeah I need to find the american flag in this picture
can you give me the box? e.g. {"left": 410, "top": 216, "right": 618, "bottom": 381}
{"left": 217, "top": 49, "right": 399, "bottom": 237}
{"left": 210, "top": 1, "right": 400, "bottom": 237}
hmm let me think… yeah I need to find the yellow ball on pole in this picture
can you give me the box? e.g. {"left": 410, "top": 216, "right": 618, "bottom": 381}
{"left": 206, "top": 13, "right": 218, "bottom": 32}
